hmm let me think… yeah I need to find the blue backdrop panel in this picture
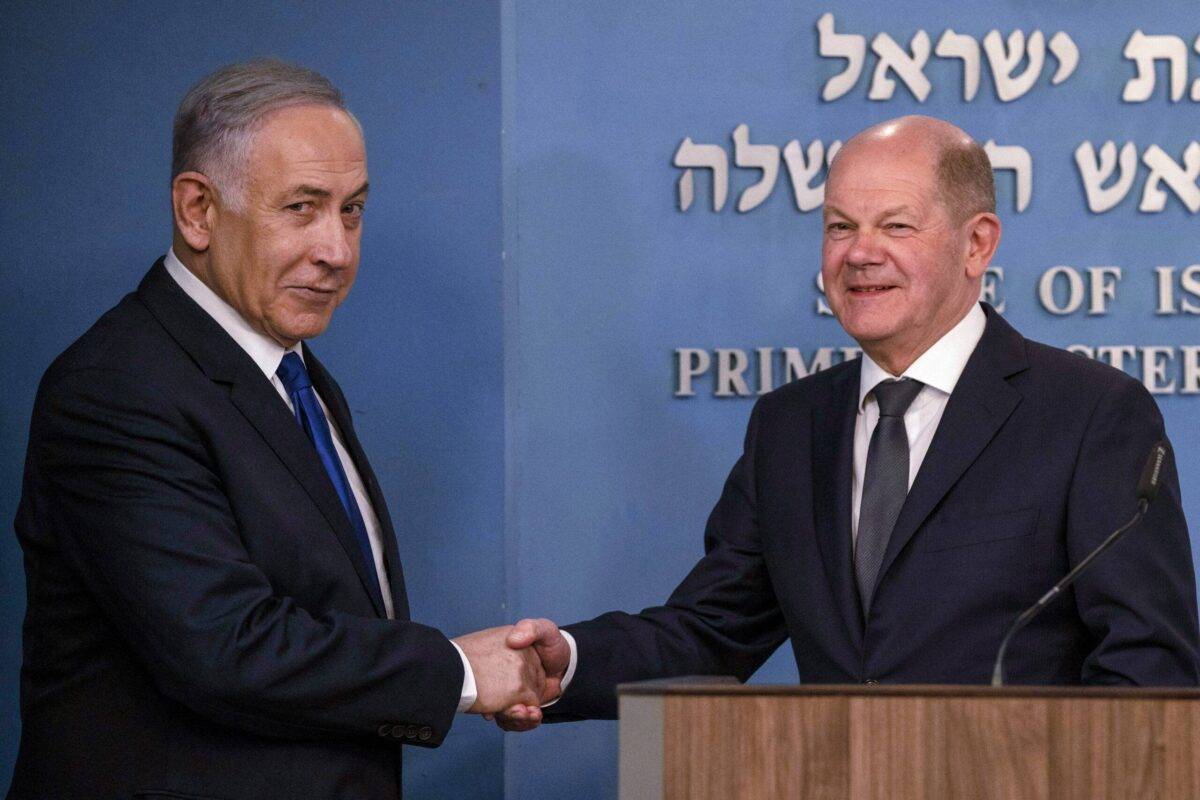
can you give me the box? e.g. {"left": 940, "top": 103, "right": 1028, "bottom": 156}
{"left": 0, "top": 2, "right": 505, "bottom": 797}
{"left": 3, "top": 2, "right": 1199, "bottom": 799}
{"left": 503, "top": 3, "right": 1199, "bottom": 799}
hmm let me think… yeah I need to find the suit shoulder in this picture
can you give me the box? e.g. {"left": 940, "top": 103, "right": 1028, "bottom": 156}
{"left": 39, "top": 291, "right": 176, "bottom": 394}
{"left": 1022, "top": 337, "right": 1145, "bottom": 395}
{"left": 759, "top": 357, "right": 857, "bottom": 405}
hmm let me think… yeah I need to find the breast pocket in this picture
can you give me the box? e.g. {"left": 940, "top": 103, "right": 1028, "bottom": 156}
{"left": 919, "top": 506, "right": 1039, "bottom": 553}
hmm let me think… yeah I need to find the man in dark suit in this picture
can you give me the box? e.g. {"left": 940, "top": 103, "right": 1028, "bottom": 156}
{"left": 10, "top": 60, "right": 559, "bottom": 799}
{"left": 495, "top": 115, "right": 1200, "bottom": 730}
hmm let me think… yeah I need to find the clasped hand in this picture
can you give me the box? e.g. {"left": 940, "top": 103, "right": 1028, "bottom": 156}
{"left": 452, "top": 618, "right": 569, "bottom": 731}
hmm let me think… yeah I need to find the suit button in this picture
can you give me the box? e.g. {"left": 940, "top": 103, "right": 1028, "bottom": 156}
{"left": 391, "top": 724, "right": 406, "bottom": 739}
{"left": 864, "top": 679, "right": 879, "bottom": 684}
{"left": 406, "top": 724, "right": 420, "bottom": 739}
{"left": 418, "top": 727, "right": 433, "bottom": 741}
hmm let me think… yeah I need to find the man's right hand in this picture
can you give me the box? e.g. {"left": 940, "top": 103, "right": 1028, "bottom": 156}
{"left": 452, "top": 626, "right": 546, "bottom": 714}
{"left": 488, "top": 618, "right": 573, "bottom": 732}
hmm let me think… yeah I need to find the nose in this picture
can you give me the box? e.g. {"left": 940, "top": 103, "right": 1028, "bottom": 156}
{"left": 311, "top": 210, "right": 355, "bottom": 269}
{"left": 843, "top": 229, "right": 885, "bottom": 269}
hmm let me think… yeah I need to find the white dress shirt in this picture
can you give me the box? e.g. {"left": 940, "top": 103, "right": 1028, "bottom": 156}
{"left": 852, "top": 303, "right": 987, "bottom": 545}
{"left": 162, "top": 250, "right": 491, "bottom": 710}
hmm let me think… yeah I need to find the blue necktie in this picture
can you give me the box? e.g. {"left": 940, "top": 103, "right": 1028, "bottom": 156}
{"left": 276, "top": 352, "right": 381, "bottom": 597}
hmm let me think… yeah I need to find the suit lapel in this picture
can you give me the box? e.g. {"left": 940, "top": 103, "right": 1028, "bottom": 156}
{"left": 875, "top": 307, "right": 1029, "bottom": 584}
{"left": 136, "top": 261, "right": 387, "bottom": 618}
{"left": 304, "top": 347, "right": 411, "bottom": 620}
{"left": 811, "top": 361, "right": 865, "bottom": 650}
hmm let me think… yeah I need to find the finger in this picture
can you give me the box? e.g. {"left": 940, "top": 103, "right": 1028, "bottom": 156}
{"left": 495, "top": 705, "right": 542, "bottom": 732}
{"left": 506, "top": 619, "right": 538, "bottom": 649}
{"left": 497, "top": 716, "right": 537, "bottom": 732}
{"left": 509, "top": 617, "right": 560, "bottom": 649}
{"left": 525, "top": 618, "right": 557, "bottom": 643}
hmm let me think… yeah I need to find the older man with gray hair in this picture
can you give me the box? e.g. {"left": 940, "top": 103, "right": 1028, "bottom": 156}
{"left": 493, "top": 115, "right": 1199, "bottom": 735}
{"left": 10, "top": 59, "right": 563, "bottom": 799}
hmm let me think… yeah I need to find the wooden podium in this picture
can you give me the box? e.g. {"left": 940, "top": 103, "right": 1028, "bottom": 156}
{"left": 617, "top": 678, "right": 1200, "bottom": 800}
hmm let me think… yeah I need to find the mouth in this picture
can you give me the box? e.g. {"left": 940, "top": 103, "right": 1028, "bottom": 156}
{"left": 847, "top": 285, "right": 897, "bottom": 295}
{"left": 288, "top": 286, "right": 339, "bottom": 300}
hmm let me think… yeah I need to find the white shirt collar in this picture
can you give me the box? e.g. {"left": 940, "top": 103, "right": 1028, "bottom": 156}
{"left": 858, "top": 303, "right": 987, "bottom": 410}
{"left": 164, "top": 248, "right": 302, "bottom": 379}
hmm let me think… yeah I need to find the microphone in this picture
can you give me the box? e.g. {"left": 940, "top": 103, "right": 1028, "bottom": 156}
{"left": 989, "top": 441, "right": 1170, "bottom": 687}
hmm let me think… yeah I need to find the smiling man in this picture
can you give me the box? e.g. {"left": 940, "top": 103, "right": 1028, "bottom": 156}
{"left": 497, "top": 115, "right": 1199, "bottom": 732}
{"left": 10, "top": 60, "right": 560, "bottom": 799}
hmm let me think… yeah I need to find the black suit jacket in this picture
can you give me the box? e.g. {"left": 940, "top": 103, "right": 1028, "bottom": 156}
{"left": 552, "top": 305, "right": 1200, "bottom": 719}
{"left": 10, "top": 261, "right": 463, "bottom": 799}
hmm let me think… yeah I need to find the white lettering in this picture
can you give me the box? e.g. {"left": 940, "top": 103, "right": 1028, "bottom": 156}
{"left": 1141, "top": 346, "right": 1176, "bottom": 394}
{"left": 981, "top": 266, "right": 1006, "bottom": 312}
{"left": 756, "top": 347, "right": 774, "bottom": 395}
{"left": 815, "top": 271, "right": 834, "bottom": 315}
{"left": 1039, "top": 266, "right": 1085, "bottom": 315}
{"left": 733, "top": 124, "right": 781, "bottom": 212}
{"left": 1180, "top": 265, "right": 1200, "bottom": 313}
{"left": 1087, "top": 266, "right": 1122, "bottom": 314}
{"left": 1097, "top": 345, "right": 1137, "bottom": 372}
{"left": 674, "top": 138, "right": 729, "bottom": 212}
{"left": 675, "top": 348, "right": 711, "bottom": 396}
{"left": 783, "top": 347, "right": 834, "bottom": 381}
{"left": 715, "top": 348, "right": 751, "bottom": 397}
{"left": 1182, "top": 346, "right": 1200, "bottom": 394}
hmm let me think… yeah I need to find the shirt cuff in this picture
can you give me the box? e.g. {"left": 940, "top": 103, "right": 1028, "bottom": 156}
{"left": 540, "top": 629, "right": 579, "bottom": 708}
{"left": 451, "top": 641, "right": 477, "bottom": 713}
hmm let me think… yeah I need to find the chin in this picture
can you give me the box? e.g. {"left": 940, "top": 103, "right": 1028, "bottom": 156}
{"left": 837, "top": 311, "right": 889, "bottom": 340}
{"left": 275, "top": 316, "right": 334, "bottom": 344}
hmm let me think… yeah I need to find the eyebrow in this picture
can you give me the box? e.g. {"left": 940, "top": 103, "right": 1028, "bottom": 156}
{"left": 288, "top": 181, "right": 370, "bottom": 200}
{"left": 823, "top": 204, "right": 917, "bottom": 221}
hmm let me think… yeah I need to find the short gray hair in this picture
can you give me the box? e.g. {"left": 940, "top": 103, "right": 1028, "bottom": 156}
{"left": 172, "top": 58, "right": 352, "bottom": 209}
{"left": 935, "top": 138, "right": 996, "bottom": 223}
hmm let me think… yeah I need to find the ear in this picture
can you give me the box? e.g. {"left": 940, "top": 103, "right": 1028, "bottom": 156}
{"left": 963, "top": 211, "right": 1001, "bottom": 279}
{"left": 172, "top": 171, "right": 217, "bottom": 252}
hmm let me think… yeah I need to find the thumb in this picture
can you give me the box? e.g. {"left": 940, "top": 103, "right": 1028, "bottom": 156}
{"left": 506, "top": 619, "right": 538, "bottom": 649}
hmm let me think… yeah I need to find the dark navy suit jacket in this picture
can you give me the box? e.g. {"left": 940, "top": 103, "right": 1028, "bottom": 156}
{"left": 10, "top": 261, "right": 462, "bottom": 799}
{"left": 552, "top": 305, "right": 1200, "bottom": 720}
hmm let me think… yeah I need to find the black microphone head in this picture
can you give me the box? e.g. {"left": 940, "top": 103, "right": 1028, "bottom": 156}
{"left": 1137, "top": 441, "right": 1169, "bottom": 505}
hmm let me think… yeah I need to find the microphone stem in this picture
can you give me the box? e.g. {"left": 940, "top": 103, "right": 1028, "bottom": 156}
{"left": 990, "top": 500, "right": 1148, "bottom": 687}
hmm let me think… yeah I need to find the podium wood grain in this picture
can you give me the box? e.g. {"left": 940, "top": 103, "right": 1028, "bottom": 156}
{"left": 618, "top": 682, "right": 1200, "bottom": 800}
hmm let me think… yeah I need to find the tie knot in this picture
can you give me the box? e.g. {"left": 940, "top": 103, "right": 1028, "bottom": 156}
{"left": 872, "top": 378, "right": 923, "bottom": 417}
{"left": 276, "top": 352, "right": 312, "bottom": 394}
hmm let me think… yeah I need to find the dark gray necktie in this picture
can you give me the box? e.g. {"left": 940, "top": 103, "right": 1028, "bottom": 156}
{"left": 855, "top": 378, "right": 924, "bottom": 614}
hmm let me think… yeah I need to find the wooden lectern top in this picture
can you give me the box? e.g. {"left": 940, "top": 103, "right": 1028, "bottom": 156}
{"left": 618, "top": 676, "right": 1200, "bottom": 700}
{"left": 618, "top": 677, "right": 1200, "bottom": 800}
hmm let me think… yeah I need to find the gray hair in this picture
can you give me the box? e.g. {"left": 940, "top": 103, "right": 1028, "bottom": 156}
{"left": 935, "top": 138, "right": 996, "bottom": 223}
{"left": 172, "top": 58, "right": 353, "bottom": 210}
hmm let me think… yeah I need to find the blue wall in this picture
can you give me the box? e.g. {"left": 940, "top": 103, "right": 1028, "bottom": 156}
{"left": 502, "top": 4, "right": 1200, "bottom": 799}
{"left": 4, "top": 3, "right": 1199, "bottom": 798}
{"left": 0, "top": 2, "right": 506, "bottom": 796}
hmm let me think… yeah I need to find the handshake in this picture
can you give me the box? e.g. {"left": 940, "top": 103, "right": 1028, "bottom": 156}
{"left": 452, "top": 618, "right": 569, "bottom": 732}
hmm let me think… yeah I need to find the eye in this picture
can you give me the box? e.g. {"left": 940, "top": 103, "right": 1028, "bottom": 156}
{"left": 341, "top": 201, "right": 365, "bottom": 218}
{"left": 886, "top": 222, "right": 913, "bottom": 232}
{"left": 285, "top": 201, "right": 312, "bottom": 213}
{"left": 825, "top": 221, "right": 852, "bottom": 236}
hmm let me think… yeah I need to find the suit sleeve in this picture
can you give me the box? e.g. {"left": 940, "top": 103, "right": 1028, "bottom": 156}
{"left": 1068, "top": 374, "right": 1200, "bottom": 685}
{"left": 548, "top": 399, "right": 789, "bottom": 720}
{"left": 28, "top": 366, "right": 464, "bottom": 744}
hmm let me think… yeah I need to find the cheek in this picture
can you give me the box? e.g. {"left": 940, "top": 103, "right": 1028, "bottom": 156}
{"left": 819, "top": 249, "right": 841, "bottom": 286}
